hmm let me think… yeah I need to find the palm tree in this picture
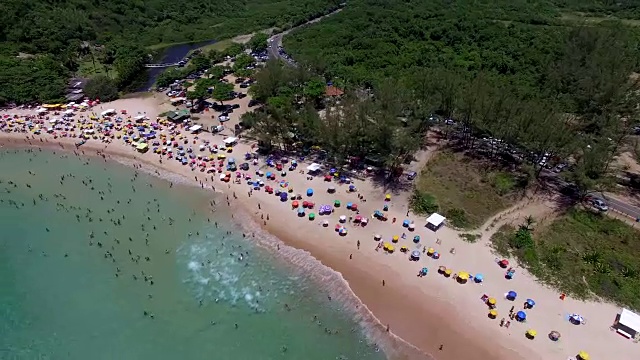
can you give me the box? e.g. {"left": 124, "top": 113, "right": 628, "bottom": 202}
{"left": 521, "top": 215, "right": 535, "bottom": 231}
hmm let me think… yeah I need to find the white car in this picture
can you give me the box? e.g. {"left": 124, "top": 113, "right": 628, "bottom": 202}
{"left": 591, "top": 199, "right": 608, "bottom": 212}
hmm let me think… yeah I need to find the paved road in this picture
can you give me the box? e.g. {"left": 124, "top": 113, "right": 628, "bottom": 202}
{"left": 601, "top": 194, "right": 640, "bottom": 220}
{"left": 268, "top": 8, "right": 344, "bottom": 64}
{"left": 539, "top": 167, "right": 640, "bottom": 220}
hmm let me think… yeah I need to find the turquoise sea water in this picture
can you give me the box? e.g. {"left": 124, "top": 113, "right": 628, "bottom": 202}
{"left": 0, "top": 149, "right": 387, "bottom": 360}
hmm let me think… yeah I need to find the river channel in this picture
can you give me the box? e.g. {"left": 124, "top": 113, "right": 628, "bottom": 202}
{"left": 141, "top": 40, "right": 217, "bottom": 90}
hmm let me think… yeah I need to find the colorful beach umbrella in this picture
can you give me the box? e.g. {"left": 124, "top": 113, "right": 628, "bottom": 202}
{"left": 309, "top": 213, "right": 316, "bottom": 220}
{"left": 489, "top": 310, "right": 498, "bottom": 318}
{"left": 457, "top": 272, "right": 470, "bottom": 281}
{"left": 516, "top": 311, "right": 526, "bottom": 321}
{"left": 577, "top": 351, "right": 590, "bottom": 360}
{"left": 507, "top": 290, "right": 517, "bottom": 300}
{"left": 413, "top": 235, "right": 420, "bottom": 243}
{"left": 392, "top": 235, "right": 399, "bottom": 242}
{"left": 526, "top": 329, "right": 537, "bottom": 338}
{"left": 526, "top": 298, "right": 536, "bottom": 307}
{"left": 487, "top": 298, "right": 496, "bottom": 305}
{"left": 474, "top": 274, "right": 484, "bottom": 282}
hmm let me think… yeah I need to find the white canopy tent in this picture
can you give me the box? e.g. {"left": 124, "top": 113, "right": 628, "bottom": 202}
{"left": 189, "top": 124, "right": 202, "bottom": 132}
{"left": 134, "top": 115, "right": 147, "bottom": 122}
{"left": 306, "top": 163, "right": 322, "bottom": 172}
{"left": 426, "top": 213, "right": 446, "bottom": 231}
{"left": 100, "top": 109, "right": 116, "bottom": 117}
{"left": 223, "top": 137, "right": 238, "bottom": 145}
{"left": 614, "top": 308, "right": 640, "bottom": 339}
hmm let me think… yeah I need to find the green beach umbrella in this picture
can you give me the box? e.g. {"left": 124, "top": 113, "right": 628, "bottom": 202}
{"left": 334, "top": 200, "right": 341, "bottom": 207}
{"left": 309, "top": 213, "right": 316, "bottom": 220}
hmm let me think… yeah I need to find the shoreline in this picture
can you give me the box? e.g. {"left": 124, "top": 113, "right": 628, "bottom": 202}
{"left": 0, "top": 137, "right": 431, "bottom": 360}
{"left": 3, "top": 95, "right": 638, "bottom": 360}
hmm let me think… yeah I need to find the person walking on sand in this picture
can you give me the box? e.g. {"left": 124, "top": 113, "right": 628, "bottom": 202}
{"left": 382, "top": 280, "right": 385, "bottom": 286}
{"left": 392, "top": 217, "right": 396, "bottom": 224}
{"left": 357, "top": 240, "right": 360, "bottom": 249}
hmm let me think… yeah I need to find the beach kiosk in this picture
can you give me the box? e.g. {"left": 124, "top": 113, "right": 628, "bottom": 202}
{"left": 135, "top": 143, "right": 149, "bottom": 153}
{"left": 425, "top": 213, "right": 446, "bottom": 231}
{"left": 612, "top": 308, "right": 640, "bottom": 340}
{"left": 306, "top": 163, "right": 322, "bottom": 174}
{"left": 223, "top": 137, "right": 238, "bottom": 146}
{"left": 189, "top": 124, "right": 202, "bottom": 133}
{"left": 100, "top": 109, "right": 116, "bottom": 117}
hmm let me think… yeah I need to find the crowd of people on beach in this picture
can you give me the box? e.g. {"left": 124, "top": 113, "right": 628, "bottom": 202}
{"left": 0, "top": 101, "right": 607, "bottom": 360}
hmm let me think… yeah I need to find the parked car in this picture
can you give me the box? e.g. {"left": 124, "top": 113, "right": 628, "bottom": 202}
{"left": 231, "top": 104, "right": 240, "bottom": 109}
{"left": 238, "top": 93, "right": 247, "bottom": 99}
{"left": 591, "top": 198, "right": 609, "bottom": 212}
{"left": 553, "top": 163, "right": 567, "bottom": 173}
{"left": 248, "top": 99, "right": 259, "bottom": 107}
{"left": 407, "top": 171, "right": 417, "bottom": 181}
{"left": 239, "top": 83, "right": 249, "bottom": 88}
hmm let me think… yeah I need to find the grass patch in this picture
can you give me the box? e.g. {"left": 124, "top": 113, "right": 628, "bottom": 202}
{"left": 77, "top": 56, "right": 117, "bottom": 79}
{"left": 459, "top": 233, "right": 481, "bottom": 243}
{"left": 490, "top": 208, "right": 640, "bottom": 310}
{"left": 559, "top": 12, "right": 640, "bottom": 26}
{"left": 188, "top": 39, "right": 234, "bottom": 55}
{"left": 412, "top": 151, "right": 523, "bottom": 229}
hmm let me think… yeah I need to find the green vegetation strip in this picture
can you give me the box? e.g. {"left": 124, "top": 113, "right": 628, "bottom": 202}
{"left": 491, "top": 209, "right": 640, "bottom": 310}
{"left": 411, "top": 152, "right": 523, "bottom": 229}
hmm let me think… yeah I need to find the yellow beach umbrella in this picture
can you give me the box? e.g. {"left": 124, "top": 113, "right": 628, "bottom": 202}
{"left": 526, "top": 329, "right": 537, "bottom": 337}
{"left": 392, "top": 235, "right": 399, "bottom": 242}
{"left": 487, "top": 298, "right": 497, "bottom": 305}
{"left": 427, "top": 247, "right": 435, "bottom": 254}
{"left": 444, "top": 269, "right": 452, "bottom": 276}
{"left": 577, "top": 351, "right": 590, "bottom": 360}
{"left": 387, "top": 245, "right": 395, "bottom": 253}
{"left": 383, "top": 243, "right": 389, "bottom": 250}
{"left": 488, "top": 310, "right": 498, "bottom": 318}
{"left": 385, "top": 194, "right": 391, "bottom": 200}
{"left": 458, "top": 272, "right": 470, "bottom": 280}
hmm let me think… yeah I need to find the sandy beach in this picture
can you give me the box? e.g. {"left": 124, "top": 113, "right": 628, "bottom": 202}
{"left": 2, "top": 95, "right": 638, "bottom": 360}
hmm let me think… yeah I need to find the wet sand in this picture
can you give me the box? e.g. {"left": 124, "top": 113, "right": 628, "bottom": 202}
{"left": 2, "top": 97, "right": 637, "bottom": 360}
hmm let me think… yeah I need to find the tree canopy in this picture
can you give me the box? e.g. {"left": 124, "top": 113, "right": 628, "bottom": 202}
{"left": 0, "top": 0, "right": 343, "bottom": 105}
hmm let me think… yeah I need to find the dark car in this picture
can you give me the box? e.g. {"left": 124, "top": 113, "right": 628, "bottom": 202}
{"left": 232, "top": 104, "right": 240, "bottom": 109}
{"left": 239, "top": 83, "right": 249, "bottom": 88}
{"left": 234, "top": 78, "right": 245, "bottom": 84}
{"left": 248, "top": 99, "right": 259, "bottom": 107}
{"left": 407, "top": 171, "right": 417, "bottom": 181}
{"left": 240, "top": 163, "right": 250, "bottom": 171}
{"left": 238, "top": 93, "right": 247, "bottom": 99}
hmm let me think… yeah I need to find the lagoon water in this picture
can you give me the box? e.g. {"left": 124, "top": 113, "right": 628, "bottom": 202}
{"left": 0, "top": 149, "right": 386, "bottom": 360}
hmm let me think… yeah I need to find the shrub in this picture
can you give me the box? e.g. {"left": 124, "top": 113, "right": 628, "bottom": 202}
{"left": 409, "top": 191, "right": 439, "bottom": 214}
{"left": 446, "top": 208, "right": 468, "bottom": 228}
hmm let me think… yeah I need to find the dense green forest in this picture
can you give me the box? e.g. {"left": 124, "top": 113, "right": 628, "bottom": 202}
{"left": 236, "top": 0, "right": 639, "bottom": 205}
{"left": 0, "top": 0, "right": 342, "bottom": 105}
{"left": 284, "top": 0, "right": 640, "bottom": 100}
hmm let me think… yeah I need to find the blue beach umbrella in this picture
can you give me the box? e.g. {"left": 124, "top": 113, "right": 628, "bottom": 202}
{"left": 347, "top": 202, "right": 353, "bottom": 209}
{"left": 306, "top": 188, "right": 314, "bottom": 196}
{"left": 516, "top": 311, "right": 526, "bottom": 321}
{"left": 402, "top": 219, "right": 410, "bottom": 227}
{"left": 349, "top": 184, "right": 356, "bottom": 192}
{"left": 280, "top": 192, "right": 288, "bottom": 201}
{"left": 413, "top": 235, "right": 420, "bottom": 243}
{"left": 507, "top": 291, "right": 517, "bottom": 300}
{"left": 474, "top": 274, "right": 484, "bottom": 283}
{"left": 526, "top": 299, "right": 536, "bottom": 308}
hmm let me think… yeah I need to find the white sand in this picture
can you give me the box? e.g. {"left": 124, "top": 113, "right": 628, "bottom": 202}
{"left": 2, "top": 95, "right": 638, "bottom": 360}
